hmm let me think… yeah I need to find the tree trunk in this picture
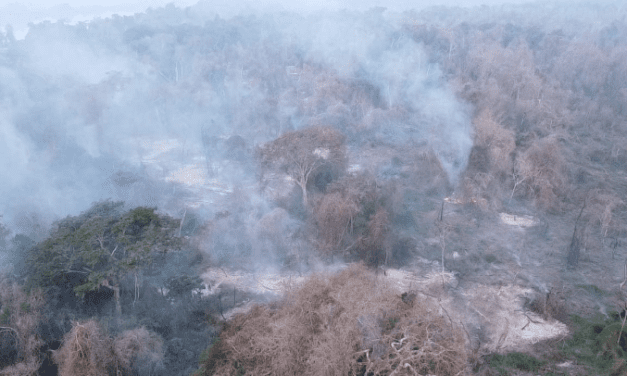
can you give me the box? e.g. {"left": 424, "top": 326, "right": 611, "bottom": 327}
{"left": 299, "top": 180, "right": 308, "bottom": 207}
{"left": 101, "top": 279, "right": 122, "bottom": 316}
{"left": 112, "top": 284, "right": 121, "bottom": 316}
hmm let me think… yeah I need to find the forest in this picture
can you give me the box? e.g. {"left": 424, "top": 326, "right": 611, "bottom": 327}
{"left": 1, "top": 0, "right": 627, "bottom": 374}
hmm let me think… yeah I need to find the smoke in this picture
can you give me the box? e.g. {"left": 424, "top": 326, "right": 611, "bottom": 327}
{"left": 288, "top": 9, "right": 472, "bottom": 181}
{"left": 0, "top": 4, "right": 473, "bottom": 268}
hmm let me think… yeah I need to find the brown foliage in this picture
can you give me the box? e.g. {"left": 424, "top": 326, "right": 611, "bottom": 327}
{"left": 526, "top": 287, "right": 568, "bottom": 324}
{"left": 312, "top": 173, "right": 391, "bottom": 264}
{"left": 554, "top": 41, "right": 611, "bottom": 98}
{"left": 569, "top": 190, "right": 627, "bottom": 256}
{"left": 0, "top": 276, "right": 44, "bottom": 375}
{"left": 473, "top": 109, "right": 515, "bottom": 177}
{"left": 514, "top": 137, "right": 570, "bottom": 211}
{"left": 326, "top": 173, "right": 379, "bottom": 207}
{"left": 353, "top": 208, "right": 392, "bottom": 268}
{"left": 458, "top": 108, "right": 515, "bottom": 208}
{"left": 314, "top": 192, "right": 360, "bottom": 257}
{"left": 112, "top": 327, "right": 164, "bottom": 373}
{"left": 52, "top": 320, "right": 114, "bottom": 376}
{"left": 52, "top": 320, "right": 164, "bottom": 376}
{"left": 584, "top": 189, "right": 625, "bottom": 239}
{"left": 407, "top": 147, "right": 450, "bottom": 199}
{"left": 458, "top": 40, "right": 539, "bottom": 119}
{"left": 0, "top": 359, "right": 42, "bottom": 376}
{"left": 201, "top": 263, "right": 467, "bottom": 376}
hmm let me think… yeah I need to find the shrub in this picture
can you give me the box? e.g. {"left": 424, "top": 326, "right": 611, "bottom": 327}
{"left": 514, "top": 136, "right": 570, "bottom": 211}
{"left": 313, "top": 191, "right": 360, "bottom": 258}
{"left": 164, "top": 275, "right": 205, "bottom": 299}
{"left": 52, "top": 319, "right": 115, "bottom": 376}
{"left": 312, "top": 173, "right": 394, "bottom": 265}
{"left": 200, "top": 263, "right": 467, "bottom": 375}
{"left": 52, "top": 319, "right": 164, "bottom": 376}
{"left": 473, "top": 109, "right": 516, "bottom": 178}
{"left": 113, "top": 327, "right": 164, "bottom": 375}
{"left": 458, "top": 110, "right": 516, "bottom": 210}
{"left": 0, "top": 326, "right": 19, "bottom": 369}
{"left": 561, "top": 312, "right": 627, "bottom": 375}
{"left": 488, "top": 352, "right": 546, "bottom": 374}
{"left": 0, "top": 276, "right": 44, "bottom": 375}
{"left": 351, "top": 207, "right": 392, "bottom": 268}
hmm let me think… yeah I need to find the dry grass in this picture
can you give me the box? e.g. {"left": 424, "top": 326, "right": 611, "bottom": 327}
{"left": 201, "top": 263, "right": 467, "bottom": 376}
{"left": 0, "top": 276, "right": 44, "bottom": 376}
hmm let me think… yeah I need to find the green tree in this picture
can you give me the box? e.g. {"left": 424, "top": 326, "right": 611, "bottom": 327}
{"left": 24, "top": 200, "right": 183, "bottom": 315}
{"left": 0, "top": 216, "right": 10, "bottom": 251}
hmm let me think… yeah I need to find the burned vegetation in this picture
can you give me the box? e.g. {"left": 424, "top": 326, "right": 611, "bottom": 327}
{"left": 3, "top": 1, "right": 627, "bottom": 375}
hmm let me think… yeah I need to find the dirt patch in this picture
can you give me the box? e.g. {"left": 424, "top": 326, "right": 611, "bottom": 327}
{"left": 462, "top": 284, "right": 568, "bottom": 353}
{"left": 201, "top": 262, "right": 569, "bottom": 355}
{"left": 201, "top": 267, "right": 310, "bottom": 296}
{"left": 499, "top": 212, "right": 537, "bottom": 227}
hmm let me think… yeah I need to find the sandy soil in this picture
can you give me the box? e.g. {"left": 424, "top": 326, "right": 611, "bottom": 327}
{"left": 200, "top": 261, "right": 569, "bottom": 354}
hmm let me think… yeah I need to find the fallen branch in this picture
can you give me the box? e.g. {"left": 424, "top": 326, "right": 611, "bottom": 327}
{"left": 355, "top": 349, "right": 371, "bottom": 363}
{"left": 439, "top": 303, "right": 454, "bottom": 328}
{"left": 523, "top": 313, "right": 541, "bottom": 324}
{"left": 391, "top": 335, "right": 408, "bottom": 352}
{"left": 389, "top": 362, "right": 418, "bottom": 376}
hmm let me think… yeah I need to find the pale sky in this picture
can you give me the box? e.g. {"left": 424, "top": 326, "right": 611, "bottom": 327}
{"left": 1, "top": 0, "right": 544, "bottom": 39}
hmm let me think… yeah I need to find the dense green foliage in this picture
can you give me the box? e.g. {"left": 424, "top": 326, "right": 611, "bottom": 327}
{"left": 23, "top": 200, "right": 183, "bottom": 300}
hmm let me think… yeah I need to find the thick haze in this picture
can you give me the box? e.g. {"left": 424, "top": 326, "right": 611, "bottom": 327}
{"left": 0, "top": 0, "right": 624, "bottom": 244}
{"left": 0, "top": 0, "right": 468, "bottom": 239}
{"left": 1, "top": 0, "right": 608, "bottom": 40}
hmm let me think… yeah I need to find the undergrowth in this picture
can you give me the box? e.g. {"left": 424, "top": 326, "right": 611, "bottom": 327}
{"left": 197, "top": 263, "right": 467, "bottom": 376}
{"left": 486, "top": 352, "right": 546, "bottom": 375}
{"left": 51, "top": 319, "right": 164, "bottom": 376}
{"left": 559, "top": 311, "right": 627, "bottom": 376}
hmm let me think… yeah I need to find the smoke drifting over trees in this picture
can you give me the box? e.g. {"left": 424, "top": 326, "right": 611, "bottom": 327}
{"left": 0, "top": 3, "right": 475, "bottom": 232}
{"left": 2, "top": 0, "right": 627, "bottom": 374}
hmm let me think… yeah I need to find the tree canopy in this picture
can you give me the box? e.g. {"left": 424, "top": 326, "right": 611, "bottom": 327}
{"left": 23, "top": 200, "right": 183, "bottom": 313}
{"left": 256, "top": 126, "right": 347, "bottom": 207}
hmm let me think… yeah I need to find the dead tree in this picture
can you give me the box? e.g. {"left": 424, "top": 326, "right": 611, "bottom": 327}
{"left": 201, "top": 121, "right": 220, "bottom": 177}
{"left": 567, "top": 199, "right": 587, "bottom": 269}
